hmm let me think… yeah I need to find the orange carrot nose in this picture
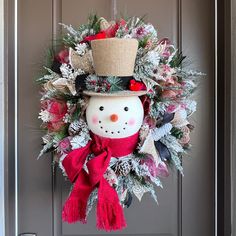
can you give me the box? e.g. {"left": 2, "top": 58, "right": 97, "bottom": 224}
{"left": 110, "top": 114, "right": 119, "bottom": 122}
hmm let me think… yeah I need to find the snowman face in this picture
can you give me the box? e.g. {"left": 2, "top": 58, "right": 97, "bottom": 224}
{"left": 86, "top": 96, "right": 144, "bottom": 138}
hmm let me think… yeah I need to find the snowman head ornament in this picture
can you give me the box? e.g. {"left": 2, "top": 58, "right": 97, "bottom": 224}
{"left": 86, "top": 96, "right": 144, "bottom": 138}
{"left": 81, "top": 38, "right": 147, "bottom": 139}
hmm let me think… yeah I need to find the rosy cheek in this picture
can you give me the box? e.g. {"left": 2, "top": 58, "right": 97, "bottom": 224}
{"left": 92, "top": 115, "right": 99, "bottom": 124}
{"left": 128, "top": 118, "right": 136, "bottom": 126}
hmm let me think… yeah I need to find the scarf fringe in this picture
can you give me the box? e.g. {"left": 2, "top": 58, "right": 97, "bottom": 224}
{"left": 96, "top": 199, "right": 127, "bottom": 231}
{"left": 62, "top": 198, "right": 87, "bottom": 224}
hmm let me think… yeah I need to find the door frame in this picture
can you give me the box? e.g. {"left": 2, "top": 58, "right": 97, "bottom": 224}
{"left": 0, "top": 0, "right": 6, "bottom": 235}
{"left": 217, "top": 0, "right": 234, "bottom": 235}
{"left": 1, "top": 0, "right": 234, "bottom": 235}
{"left": 1, "top": 0, "right": 17, "bottom": 235}
{"left": 231, "top": 0, "right": 236, "bottom": 234}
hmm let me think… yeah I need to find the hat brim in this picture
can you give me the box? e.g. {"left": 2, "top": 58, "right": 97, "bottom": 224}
{"left": 83, "top": 90, "right": 147, "bottom": 97}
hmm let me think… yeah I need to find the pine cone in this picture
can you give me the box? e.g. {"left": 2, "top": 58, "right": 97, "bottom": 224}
{"left": 68, "top": 120, "right": 81, "bottom": 135}
{"left": 115, "top": 160, "right": 131, "bottom": 176}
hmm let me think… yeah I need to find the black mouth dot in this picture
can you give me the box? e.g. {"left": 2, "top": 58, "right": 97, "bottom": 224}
{"left": 111, "top": 132, "right": 114, "bottom": 134}
{"left": 99, "top": 121, "right": 101, "bottom": 124}
{"left": 125, "top": 122, "right": 128, "bottom": 125}
{"left": 100, "top": 126, "right": 103, "bottom": 129}
{"left": 105, "top": 130, "right": 108, "bottom": 133}
{"left": 123, "top": 128, "right": 126, "bottom": 130}
{"left": 117, "top": 131, "right": 120, "bottom": 133}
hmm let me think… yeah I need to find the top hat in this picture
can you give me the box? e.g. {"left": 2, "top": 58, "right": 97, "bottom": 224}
{"left": 81, "top": 38, "right": 147, "bottom": 97}
{"left": 91, "top": 38, "right": 138, "bottom": 77}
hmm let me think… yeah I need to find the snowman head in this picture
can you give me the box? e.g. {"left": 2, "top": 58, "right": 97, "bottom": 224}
{"left": 86, "top": 96, "right": 144, "bottom": 138}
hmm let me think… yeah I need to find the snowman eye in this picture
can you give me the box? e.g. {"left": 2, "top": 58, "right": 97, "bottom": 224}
{"left": 124, "top": 107, "right": 129, "bottom": 111}
{"left": 99, "top": 106, "right": 104, "bottom": 111}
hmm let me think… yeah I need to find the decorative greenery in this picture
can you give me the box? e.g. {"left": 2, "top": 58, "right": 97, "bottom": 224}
{"left": 36, "top": 14, "right": 202, "bottom": 215}
{"left": 85, "top": 75, "right": 123, "bottom": 92}
{"left": 171, "top": 127, "right": 184, "bottom": 139}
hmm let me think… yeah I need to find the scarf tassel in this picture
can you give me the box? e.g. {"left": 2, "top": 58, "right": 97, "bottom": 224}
{"left": 96, "top": 198, "right": 127, "bottom": 231}
{"left": 62, "top": 197, "right": 87, "bottom": 224}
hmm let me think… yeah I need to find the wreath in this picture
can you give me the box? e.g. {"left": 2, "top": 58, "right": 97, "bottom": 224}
{"left": 37, "top": 15, "right": 203, "bottom": 231}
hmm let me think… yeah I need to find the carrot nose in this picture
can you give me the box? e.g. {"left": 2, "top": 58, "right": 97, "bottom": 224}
{"left": 110, "top": 114, "right": 119, "bottom": 122}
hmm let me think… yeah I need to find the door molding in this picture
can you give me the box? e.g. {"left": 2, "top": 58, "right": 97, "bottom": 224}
{"left": 2, "top": 0, "right": 17, "bottom": 235}
{"left": 0, "top": 0, "right": 6, "bottom": 234}
{"left": 231, "top": 0, "right": 236, "bottom": 234}
{"left": 217, "top": 0, "right": 233, "bottom": 235}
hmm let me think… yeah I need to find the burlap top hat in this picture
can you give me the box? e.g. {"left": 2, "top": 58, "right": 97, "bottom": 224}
{"left": 82, "top": 38, "right": 147, "bottom": 97}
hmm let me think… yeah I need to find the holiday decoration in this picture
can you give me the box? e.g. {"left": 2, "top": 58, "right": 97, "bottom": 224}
{"left": 37, "top": 15, "right": 203, "bottom": 231}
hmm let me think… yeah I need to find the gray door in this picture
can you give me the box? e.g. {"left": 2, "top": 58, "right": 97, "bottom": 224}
{"left": 17, "top": 0, "right": 215, "bottom": 236}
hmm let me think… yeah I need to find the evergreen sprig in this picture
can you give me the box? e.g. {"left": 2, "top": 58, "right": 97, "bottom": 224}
{"left": 88, "top": 14, "right": 100, "bottom": 33}
{"left": 85, "top": 75, "right": 124, "bottom": 93}
{"left": 171, "top": 127, "right": 184, "bottom": 139}
{"left": 169, "top": 51, "right": 186, "bottom": 68}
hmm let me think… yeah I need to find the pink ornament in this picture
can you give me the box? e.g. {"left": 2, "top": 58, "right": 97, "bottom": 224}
{"left": 143, "top": 156, "right": 169, "bottom": 178}
{"left": 166, "top": 104, "right": 179, "bottom": 113}
{"left": 58, "top": 137, "right": 71, "bottom": 154}
{"left": 143, "top": 157, "right": 158, "bottom": 177}
{"left": 179, "top": 126, "right": 191, "bottom": 145}
{"left": 156, "top": 162, "right": 169, "bottom": 177}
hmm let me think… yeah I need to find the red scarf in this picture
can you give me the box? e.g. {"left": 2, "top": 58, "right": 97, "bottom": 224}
{"left": 62, "top": 132, "right": 139, "bottom": 231}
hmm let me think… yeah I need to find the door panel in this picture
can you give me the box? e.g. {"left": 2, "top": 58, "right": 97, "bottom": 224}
{"left": 18, "top": 0, "right": 53, "bottom": 235}
{"left": 58, "top": 0, "right": 180, "bottom": 235}
{"left": 182, "top": 0, "right": 215, "bottom": 235}
{"left": 116, "top": 0, "right": 179, "bottom": 43}
{"left": 62, "top": 0, "right": 111, "bottom": 26}
{"left": 17, "top": 0, "right": 215, "bottom": 236}
{"left": 60, "top": 176, "right": 179, "bottom": 235}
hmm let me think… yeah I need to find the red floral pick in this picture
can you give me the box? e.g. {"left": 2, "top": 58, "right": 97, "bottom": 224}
{"left": 48, "top": 100, "right": 68, "bottom": 123}
{"left": 44, "top": 100, "right": 68, "bottom": 132}
{"left": 105, "top": 19, "right": 127, "bottom": 38}
{"left": 82, "top": 31, "right": 107, "bottom": 42}
{"left": 55, "top": 49, "right": 69, "bottom": 64}
{"left": 129, "top": 79, "right": 146, "bottom": 91}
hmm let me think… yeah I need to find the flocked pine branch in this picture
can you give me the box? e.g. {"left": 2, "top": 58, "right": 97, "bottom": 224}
{"left": 160, "top": 134, "right": 184, "bottom": 175}
{"left": 37, "top": 67, "right": 60, "bottom": 84}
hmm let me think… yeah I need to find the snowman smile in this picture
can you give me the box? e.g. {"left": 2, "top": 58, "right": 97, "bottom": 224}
{"left": 98, "top": 120, "right": 128, "bottom": 135}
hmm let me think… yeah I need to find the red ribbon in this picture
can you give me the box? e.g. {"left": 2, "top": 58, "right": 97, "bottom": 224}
{"left": 81, "top": 31, "right": 107, "bottom": 43}
{"left": 62, "top": 132, "right": 139, "bottom": 231}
